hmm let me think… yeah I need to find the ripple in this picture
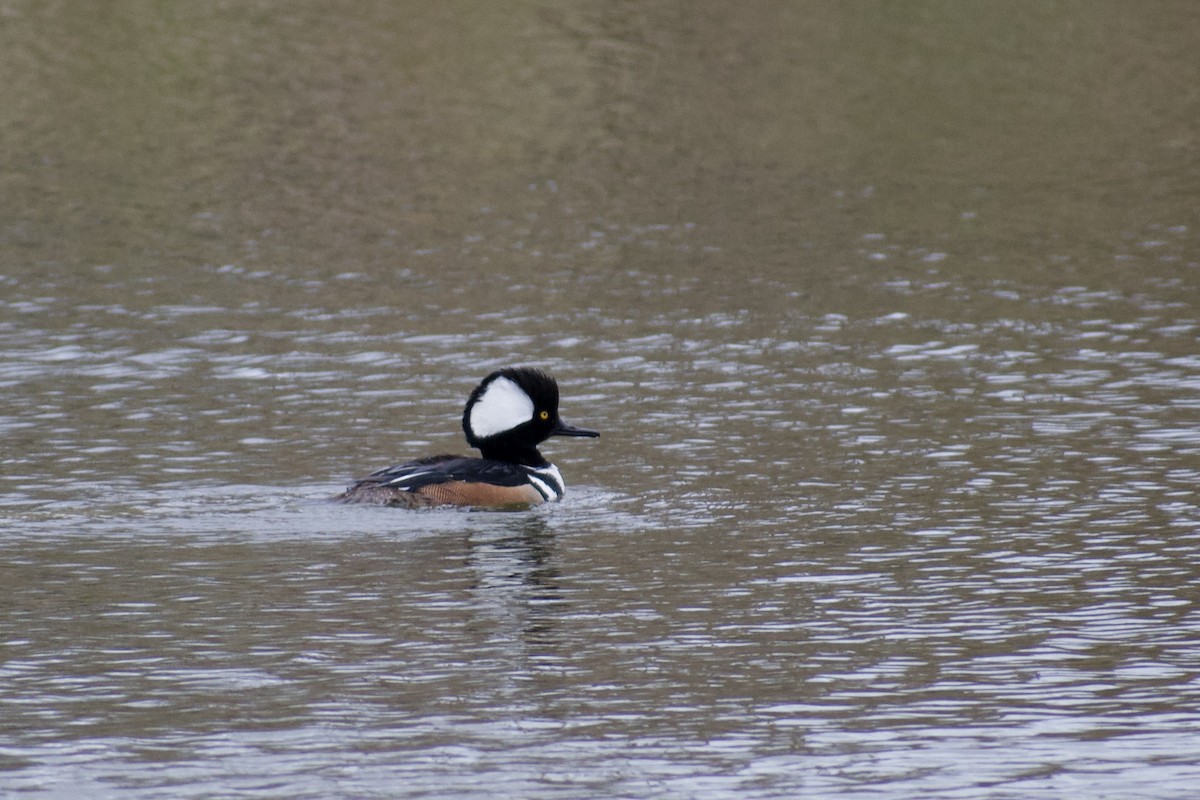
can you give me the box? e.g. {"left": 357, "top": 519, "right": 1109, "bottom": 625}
{"left": 4, "top": 229, "right": 1200, "bottom": 800}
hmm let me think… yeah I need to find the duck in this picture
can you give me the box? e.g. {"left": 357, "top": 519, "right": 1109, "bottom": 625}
{"left": 335, "top": 367, "right": 598, "bottom": 508}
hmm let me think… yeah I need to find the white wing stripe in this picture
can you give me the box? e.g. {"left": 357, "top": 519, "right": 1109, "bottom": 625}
{"left": 385, "top": 470, "right": 434, "bottom": 487}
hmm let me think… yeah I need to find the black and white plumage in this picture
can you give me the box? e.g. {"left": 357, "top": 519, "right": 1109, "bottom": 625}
{"left": 335, "top": 367, "right": 598, "bottom": 508}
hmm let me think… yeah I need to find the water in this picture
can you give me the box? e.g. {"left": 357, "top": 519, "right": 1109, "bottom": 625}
{"left": 3, "top": 2, "right": 1200, "bottom": 798}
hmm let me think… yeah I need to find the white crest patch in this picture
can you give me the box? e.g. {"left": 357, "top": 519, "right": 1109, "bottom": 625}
{"left": 468, "top": 376, "right": 534, "bottom": 438}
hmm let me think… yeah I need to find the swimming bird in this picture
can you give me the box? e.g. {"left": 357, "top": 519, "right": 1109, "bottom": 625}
{"left": 336, "top": 367, "right": 598, "bottom": 508}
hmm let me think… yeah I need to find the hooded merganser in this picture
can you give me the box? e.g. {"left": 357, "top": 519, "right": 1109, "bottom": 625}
{"left": 335, "top": 367, "right": 599, "bottom": 508}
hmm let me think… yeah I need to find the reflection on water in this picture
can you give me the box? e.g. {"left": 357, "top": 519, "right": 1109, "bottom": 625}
{"left": 3, "top": 1, "right": 1200, "bottom": 798}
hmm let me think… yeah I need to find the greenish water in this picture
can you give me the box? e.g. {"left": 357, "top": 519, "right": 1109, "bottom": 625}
{"left": 2, "top": 3, "right": 1199, "bottom": 798}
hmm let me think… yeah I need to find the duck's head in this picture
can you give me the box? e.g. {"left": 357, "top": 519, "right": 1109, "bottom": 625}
{"left": 462, "top": 367, "right": 599, "bottom": 463}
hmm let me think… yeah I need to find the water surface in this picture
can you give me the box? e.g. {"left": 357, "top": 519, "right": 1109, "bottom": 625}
{"left": 2, "top": 2, "right": 1199, "bottom": 798}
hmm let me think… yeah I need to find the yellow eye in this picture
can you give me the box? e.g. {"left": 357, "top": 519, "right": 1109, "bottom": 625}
{"left": 539, "top": 410, "right": 550, "bottom": 421}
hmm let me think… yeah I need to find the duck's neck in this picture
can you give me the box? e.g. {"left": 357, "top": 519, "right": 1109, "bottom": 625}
{"left": 478, "top": 442, "right": 548, "bottom": 467}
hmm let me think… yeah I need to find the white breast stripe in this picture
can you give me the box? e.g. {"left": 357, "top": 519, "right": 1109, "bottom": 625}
{"left": 526, "top": 474, "right": 554, "bottom": 500}
{"left": 468, "top": 376, "right": 534, "bottom": 438}
{"left": 524, "top": 464, "right": 565, "bottom": 501}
